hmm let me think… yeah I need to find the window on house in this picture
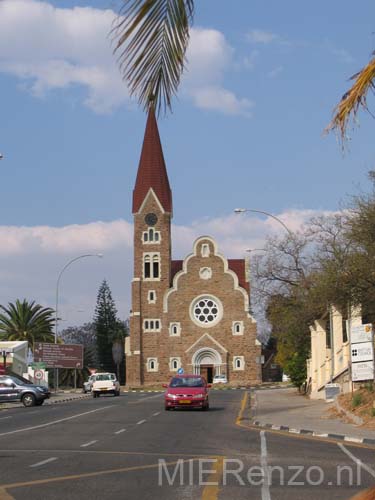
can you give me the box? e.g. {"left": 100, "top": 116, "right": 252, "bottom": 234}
{"left": 153, "top": 255, "right": 159, "bottom": 278}
{"left": 342, "top": 317, "right": 348, "bottom": 343}
{"left": 201, "top": 244, "right": 210, "bottom": 257}
{"left": 148, "top": 290, "right": 156, "bottom": 303}
{"left": 147, "top": 358, "right": 158, "bottom": 372}
{"left": 325, "top": 318, "right": 331, "bottom": 349}
{"left": 232, "top": 321, "right": 243, "bottom": 335}
{"left": 233, "top": 356, "right": 244, "bottom": 371}
{"left": 144, "top": 319, "right": 161, "bottom": 332}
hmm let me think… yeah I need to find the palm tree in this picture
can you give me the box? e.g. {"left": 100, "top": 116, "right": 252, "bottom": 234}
{"left": 0, "top": 299, "right": 55, "bottom": 351}
{"left": 113, "top": 0, "right": 194, "bottom": 114}
{"left": 326, "top": 53, "right": 375, "bottom": 144}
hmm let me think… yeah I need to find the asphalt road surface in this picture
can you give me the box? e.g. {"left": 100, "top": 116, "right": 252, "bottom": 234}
{"left": 0, "top": 390, "right": 374, "bottom": 499}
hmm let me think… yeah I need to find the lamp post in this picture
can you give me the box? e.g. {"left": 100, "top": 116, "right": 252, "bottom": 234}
{"left": 234, "top": 208, "right": 292, "bottom": 235}
{"left": 54, "top": 253, "right": 103, "bottom": 391}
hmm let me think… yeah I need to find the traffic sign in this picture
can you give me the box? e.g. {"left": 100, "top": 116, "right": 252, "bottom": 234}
{"left": 177, "top": 368, "right": 184, "bottom": 375}
{"left": 34, "top": 370, "right": 43, "bottom": 380}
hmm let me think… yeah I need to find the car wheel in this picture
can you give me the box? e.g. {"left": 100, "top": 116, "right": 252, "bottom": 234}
{"left": 165, "top": 406, "right": 170, "bottom": 411}
{"left": 22, "top": 393, "right": 36, "bottom": 407}
{"left": 203, "top": 402, "right": 209, "bottom": 411}
{"left": 93, "top": 392, "right": 97, "bottom": 398}
{"left": 115, "top": 391, "right": 120, "bottom": 397}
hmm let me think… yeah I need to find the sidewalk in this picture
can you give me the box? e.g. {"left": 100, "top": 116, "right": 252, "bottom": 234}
{"left": 252, "top": 388, "right": 375, "bottom": 444}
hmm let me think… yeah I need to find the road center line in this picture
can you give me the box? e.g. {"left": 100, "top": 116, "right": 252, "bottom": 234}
{"left": 137, "top": 419, "right": 146, "bottom": 425}
{"left": 30, "top": 457, "right": 58, "bottom": 468}
{"left": 338, "top": 443, "right": 375, "bottom": 478}
{"left": 114, "top": 429, "right": 126, "bottom": 434}
{"left": 0, "top": 416, "right": 11, "bottom": 420}
{"left": 260, "top": 431, "right": 271, "bottom": 500}
{"left": 80, "top": 440, "right": 98, "bottom": 448}
{"left": 0, "top": 406, "right": 113, "bottom": 437}
{"left": 152, "top": 412, "right": 160, "bottom": 416}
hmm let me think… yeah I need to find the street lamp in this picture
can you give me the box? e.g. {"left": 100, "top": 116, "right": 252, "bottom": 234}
{"left": 234, "top": 208, "right": 292, "bottom": 235}
{"left": 54, "top": 253, "right": 103, "bottom": 390}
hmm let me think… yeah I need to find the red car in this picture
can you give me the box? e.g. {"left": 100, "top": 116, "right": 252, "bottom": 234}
{"left": 163, "top": 374, "right": 211, "bottom": 411}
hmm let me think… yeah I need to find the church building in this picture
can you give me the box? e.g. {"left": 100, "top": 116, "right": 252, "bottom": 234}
{"left": 126, "top": 108, "right": 261, "bottom": 386}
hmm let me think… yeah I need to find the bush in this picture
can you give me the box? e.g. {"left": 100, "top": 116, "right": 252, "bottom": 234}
{"left": 364, "top": 382, "right": 374, "bottom": 393}
{"left": 352, "top": 392, "right": 363, "bottom": 408}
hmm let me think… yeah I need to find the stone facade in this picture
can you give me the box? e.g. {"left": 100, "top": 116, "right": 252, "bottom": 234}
{"left": 126, "top": 109, "right": 261, "bottom": 386}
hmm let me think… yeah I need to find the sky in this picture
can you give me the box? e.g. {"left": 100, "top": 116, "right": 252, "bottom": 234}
{"left": 0, "top": 0, "right": 374, "bottom": 329}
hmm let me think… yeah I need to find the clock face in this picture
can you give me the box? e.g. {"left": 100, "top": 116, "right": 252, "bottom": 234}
{"left": 145, "top": 213, "right": 158, "bottom": 226}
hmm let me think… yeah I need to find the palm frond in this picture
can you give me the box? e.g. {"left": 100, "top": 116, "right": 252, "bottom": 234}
{"left": 326, "top": 54, "right": 375, "bottom": 145}
{"left": 113, "top": 0, "right": 194, "bottom": 114}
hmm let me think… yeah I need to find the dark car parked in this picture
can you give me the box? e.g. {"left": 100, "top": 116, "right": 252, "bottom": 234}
{"left": 0, "top": 375, "right": 50, "bottom": 407}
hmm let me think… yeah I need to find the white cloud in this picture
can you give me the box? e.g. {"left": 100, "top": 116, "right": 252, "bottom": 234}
{"left": 189, "top": 86, "right": 254, "bottom": 117}
{"left": 0, "top": 1, "right": 252, "bottom": 115}
{"left": 268, "top": 65, "right": 284, "bottom": 78}
{"left": 246, "top": 29, "right": 279, "bottom": 44}
{"left": 0, "top": 209, "right": 329, "bottom": 325}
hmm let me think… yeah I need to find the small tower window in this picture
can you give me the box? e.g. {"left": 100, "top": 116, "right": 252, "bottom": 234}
{"left": 148, "top": 290, "right": 156, "bottom": 303}
{"left": 144, "top": 319, "right": 161, "bottom": 332}
{"left": 142, "top": 229, "right": 161, "bottom": 244}
{"left": 143, "top": 253, "right": 160, "bottom": 280}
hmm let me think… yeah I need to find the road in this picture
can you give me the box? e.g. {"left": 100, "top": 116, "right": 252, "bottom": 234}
{"left": 0, "top": 390, "right": 374, "bottom": 499}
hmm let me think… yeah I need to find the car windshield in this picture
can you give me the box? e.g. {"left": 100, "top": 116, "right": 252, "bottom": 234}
{"left": 170, "top": 377, "right": 204, "bottom": 388}
{"left": 9, "top": 376, "right": 32, "bottom": 386}
{"left": 95, "top": 374, "right": 115, "bottom": 381}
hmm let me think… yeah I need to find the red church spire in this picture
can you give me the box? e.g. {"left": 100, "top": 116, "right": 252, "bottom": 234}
{"left": 132, "top": 106, "right": 172, "bottom": 214}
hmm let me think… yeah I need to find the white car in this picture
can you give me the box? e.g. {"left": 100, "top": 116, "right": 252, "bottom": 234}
{"left": 83, "top": 374, "right": 96, "bottom": 393}
{"left": 213, "top": 374, "right": 228, "bottom": 384}
{"left": 92, "top": 373, "right": 120, "bottom": 398}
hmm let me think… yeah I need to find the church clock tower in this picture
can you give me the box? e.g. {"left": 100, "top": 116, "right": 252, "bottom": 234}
{"left": 127, "top": 107, "right": 173, "bottom": 386}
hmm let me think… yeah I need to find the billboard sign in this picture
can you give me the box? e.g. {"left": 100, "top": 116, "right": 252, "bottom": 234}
{"left": 350, "top": 342, "right": 373, "bottom": 363}
{"left": 351, "top": 324, "right": 373, "bottom": 345}
{"left": 34, "top": 343, "right": 83, "bottom": 369}
{"left": 352, "top": 360, "right": 374, "bottom": 382}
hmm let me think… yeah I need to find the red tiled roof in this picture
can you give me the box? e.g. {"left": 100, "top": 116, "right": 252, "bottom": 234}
{"left": 170, "top": 260, "right": 183, "bottom": 285}
{"left": 132, "top": 107, "right": 172, "bottom": 214}
{"left": 170, "top": 258, "right": 249, "bottom": 292}
{"left": 228, "top": 259, "right": 249, "bottom": 293}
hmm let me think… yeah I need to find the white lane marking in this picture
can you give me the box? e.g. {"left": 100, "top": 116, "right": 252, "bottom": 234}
{"left": 152, "top": 412, "right": 160, "bottom": 417}
{"left": 0, "top": 416, "right": 11, "bottom": 420}
{"left": 338, "top": 443, "right": 375, "bottom": 478}
{"left": 80, "top": 440, "right": 98, "bottom": 448}
{"left": 131, "top": 394, "right": 163, "bottom": 404}
{"left": 0, "top": 406, "right": 113, "bottom": 438}
{"left": 114, "top": 429, "right": 126, "bottom": 434}
{"left": 137, "top": 419, "right": 146, "bottom": 425}
{"left": 30, "top": 457, "right": 58, "bottom": 468}
{"left": 260, "top": 431, "right": 271, "bottom": 500}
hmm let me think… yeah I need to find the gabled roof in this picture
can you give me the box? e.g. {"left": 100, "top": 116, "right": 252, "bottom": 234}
{"left": 170, "top": 258, "right": 249, "bottom": 292}
{"left": 132, "top": 107, "right": 172, "bottom": 214}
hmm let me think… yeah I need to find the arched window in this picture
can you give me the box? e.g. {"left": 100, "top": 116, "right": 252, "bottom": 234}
{"left": 169, "top": 357, "right": 181, "bottom": 371}
{"left": 232, "top": 321, "right": 243, "bottom": 335}
{"left": 169, "top": 322, "right": 181, "bottom": 336}
{"left": 233, "top": 356, "right": 244, "bottom": 371}
{"left": 143, "top": 229, "right": 161, "bottom": 244}
{"left": 143, "top": 253, "right": 160, "bottom": 279}
{"left": 147, "top": 358, "right": 158, "bottom": 372}
{"left": 236, "top": 358, "right": 241, "bottom": 369}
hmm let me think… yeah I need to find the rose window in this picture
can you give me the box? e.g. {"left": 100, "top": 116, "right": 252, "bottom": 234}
{"left": 193, "top": 297, "right": 220, "bottom": 324}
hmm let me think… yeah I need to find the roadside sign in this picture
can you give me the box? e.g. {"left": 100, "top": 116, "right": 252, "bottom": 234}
{"left": 30, "top": 362, "right": 46, "bottom": 369}
{"left": 352, "top": 360, "right": 374, "bottom": 382}
{"left": 34, "top": 370, "right": 43, "bottom": 380}
{"left": 351, "top": 324, "right": 373, "bottom": 344}
{"left": 177, "top": 368, "right": 184, "bottom": 375}
{"left": 34, "top": 343, "right": 83, "bottom": 369}
{"left": 351, "top": 342, "right": 373, "bottom": 363}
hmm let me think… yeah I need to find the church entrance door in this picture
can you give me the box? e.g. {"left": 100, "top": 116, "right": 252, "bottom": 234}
{"left": 200, "top": 365, "right": 213, "bottom": 383}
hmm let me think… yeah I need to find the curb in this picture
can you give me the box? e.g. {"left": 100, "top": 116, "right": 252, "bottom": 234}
{"left": 46, "top": 394, "right": 92, "bottom": 404}
{"left": 249, "top": 390, "right": 375, "bottom": 447}
{"left": 251, "top": 420, "right": 375, "bottom": 446}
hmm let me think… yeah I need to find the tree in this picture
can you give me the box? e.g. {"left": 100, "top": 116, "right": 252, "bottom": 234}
{"left": 0, "top": 299, "right": 54, "bottom": 350}
{"left": 59, "top": 323, "right": 99, "bottom": 387}
{"left": 114, "top": 0, "right": 194, "bottom": 114}
{"left": 326, "top": 53, "right": 375, "bottom": 145}
{"left": 94, "top": 280, "right": 125, "bottom": 374}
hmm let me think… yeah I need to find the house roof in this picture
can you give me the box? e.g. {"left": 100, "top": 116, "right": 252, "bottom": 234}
{"left": 170, "top": 258, "right": 249, "bottom": 292}
{"left": 132, "top": 107, "right": 172, "bottom": 214}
